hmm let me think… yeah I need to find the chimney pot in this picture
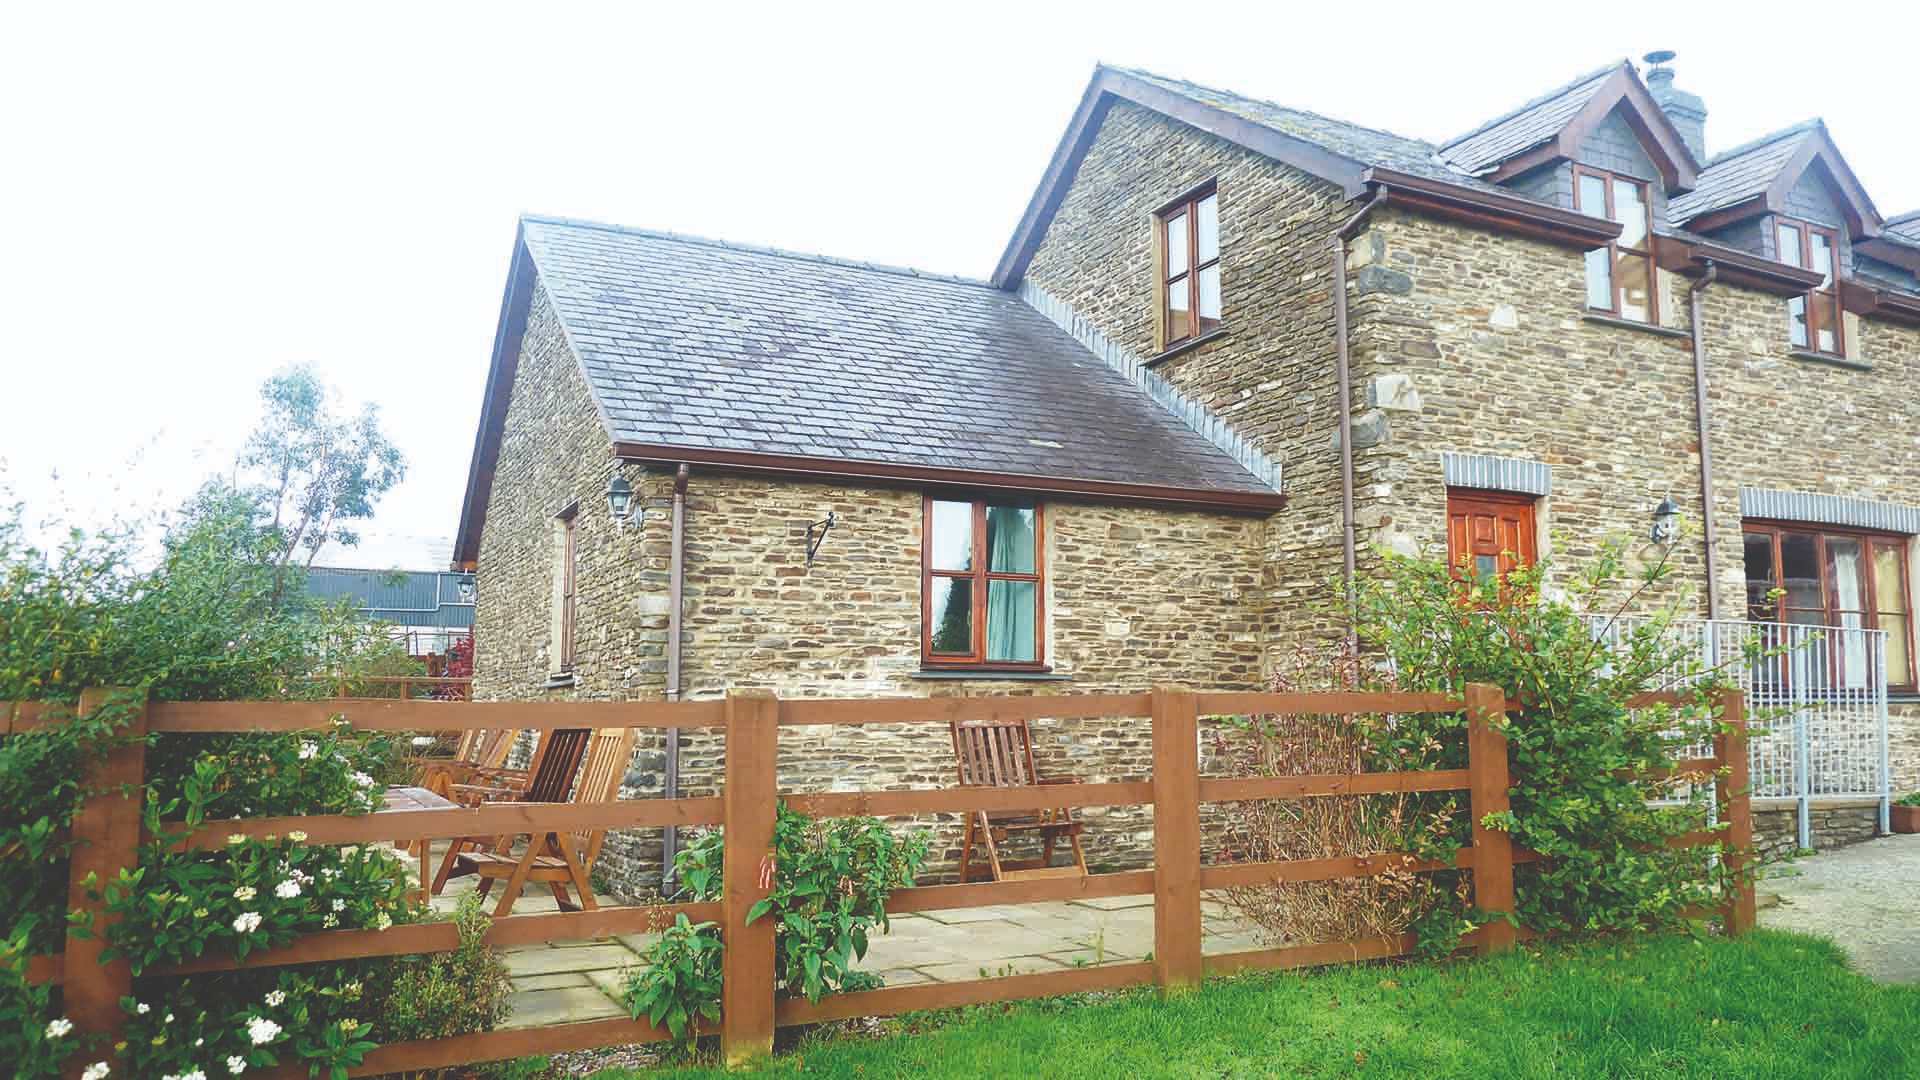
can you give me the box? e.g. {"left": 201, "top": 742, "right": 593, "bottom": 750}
{"left": 1642, "top": 51, "right": 1707, "bottom": 162}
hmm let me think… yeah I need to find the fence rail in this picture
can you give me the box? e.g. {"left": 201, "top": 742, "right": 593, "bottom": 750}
{"left": 13, "top": 684, "right": 1753, "bottom": 1077}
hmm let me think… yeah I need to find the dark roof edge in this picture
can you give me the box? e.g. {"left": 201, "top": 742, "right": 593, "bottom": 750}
{"left": 612, "top": 442, "right": 1289, "bottom": 514}
{"left": 521, "top": 213, "right": 991, "bottom": 289}
{"left": 1839, "top": 279, "right": 1920, "bottom": 326}
{"left": 1652, "top": 233, "right": 1828, "bottom": 296}
{"left": 451, "top": 224, "right": 537, "bottom": 570}
{"left": 991, "top": 65, "right": 1369, "bottom": 289}
{"left": 1365, "top": 168, "right": 1622, "bottom": 248}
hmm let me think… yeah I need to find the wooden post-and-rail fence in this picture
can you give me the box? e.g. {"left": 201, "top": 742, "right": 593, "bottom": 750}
{"left": 13, "top": 684, "right": 1754, "bottom": 1076}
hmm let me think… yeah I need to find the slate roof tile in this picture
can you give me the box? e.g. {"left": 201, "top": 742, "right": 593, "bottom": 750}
{"left": 1436, "top": 63, "right": 1620, "bottom": 174}
{"left": 1667, "top": 121, "right": 1821, "bottom": 223}
{"left": 520, "top": 215, "right": 1276, "bottom": 496}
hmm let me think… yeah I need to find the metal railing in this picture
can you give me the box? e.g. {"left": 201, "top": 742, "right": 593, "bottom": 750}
{"left": 1590, "top": 617, "right": 1891, "bottom": 848}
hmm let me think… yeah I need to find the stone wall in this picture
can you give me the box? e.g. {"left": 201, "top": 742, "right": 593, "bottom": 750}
{"left": 1752, "top": 800, "right": 1883, "bottom": 862}
{"left": 1021, "top": 100, "right": 1354, "bottom": 647}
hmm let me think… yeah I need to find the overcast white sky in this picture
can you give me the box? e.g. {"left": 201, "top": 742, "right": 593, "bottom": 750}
{"left": 5, "top": 1, "right": 1916, "bottom": 568}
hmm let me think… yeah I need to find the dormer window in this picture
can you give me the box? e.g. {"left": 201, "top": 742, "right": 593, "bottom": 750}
{"left": 1573, "top": 166, "right": 1656, "bottom": 323}
{"left": 1776, "top": 219, "right": 1843, "bottom": 356}
{"left": 1157, "top": 184, "right": 1220, "bottom": 348}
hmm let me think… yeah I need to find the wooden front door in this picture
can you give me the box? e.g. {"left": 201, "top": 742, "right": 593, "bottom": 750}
{"left": 1446, "top": 490, "right": 1538, "bottom": 583}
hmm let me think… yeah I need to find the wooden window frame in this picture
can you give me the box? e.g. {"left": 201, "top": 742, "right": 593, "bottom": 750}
{"left": 1743, "top": 522, "right": 1915, "bottom": 693}
{"left": 1572, "top": 165, "right": 1658, "bottom": 324}
{"left": 1775, "top": 217, "right": 1845, "bottom": 358}
{"left": 920, "top": 495, "right": 1047, "bottom": 670}
{"left": 557, "top": 508, "right": 578, "bottom": 675}
{"left": 1156, "top": 182, "right": 1220, "bottom": 349}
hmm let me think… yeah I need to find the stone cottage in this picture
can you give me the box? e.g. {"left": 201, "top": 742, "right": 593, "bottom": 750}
{"left": 454, "top": 54, "right": 1920, "bottom": 894}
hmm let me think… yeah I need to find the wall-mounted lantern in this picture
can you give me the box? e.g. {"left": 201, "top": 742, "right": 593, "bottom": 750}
{"left": 606, "top": 473, "right": 635, "bottom": 524}
{"left": 1649, "top": 496, "right": 1680, "bottom": 544}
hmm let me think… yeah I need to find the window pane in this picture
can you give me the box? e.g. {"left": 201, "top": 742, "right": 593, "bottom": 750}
{"left": 928, "top": 576, "right": 973, "bottom": 655}
{"left": 1584, "top": 248, "right": 1613, "bottom": 310}
{"left": 1827, "top": 537, "right": 1867, "bottom": 615}
{"left": 1617, "top": 252, "right": 1652, "bottom": 322}
{"left": 1613, "top": 180, "right": 1648, "bottom": 247}
{"left": 1744, "top": 533, "right": 1779, "bottom": 620}
{"left": 985, "top": 580, "right": 1037, "bottom": 662}
{"left": 1787, "top": 296, "right": 1809, "bottom": 348}
{"left": 1809, "top": 232, "right": 1835, "bottom": 286}
{"left": 1874, "top": 543, "right": 1910, "bottom": 615}
{"left": 1167, "top": 279, "right": 1190, "bottom": 340}
{"left": 1197, "top": 263, "right": 1221, "bottom": 331}
{"left": 1577, "top": 174, "right": 1608, "bottom": 219}
{"left": 1780, "top": 532, "right": 1823, "bottom": 613}
{"left": 929, "top": 500, "right": 973, "bottom": 571}
{"left": 1196, "top": 194, "right": 1219, "bottom": 262}
{"left": 1883, "top": 614, "right": 1914, "bottom": 687}
{"left": 985, "top": 504, "right": 1036, "bottom": 573}
{"left": 1165, "top": 211, "right": 1189, "bottom": 277}
{"left": 1777, "top": 223, "right": 1804, "bottom": 267}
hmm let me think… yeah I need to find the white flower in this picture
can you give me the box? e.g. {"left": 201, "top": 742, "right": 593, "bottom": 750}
{"left": 164, "top": 1012, "right": 174, "bottom": 1023}
{"left": 233, "top": 911, "right": 262, "bottom": 934}
{"left": 227, "top": 834, "right": 247, "bottom": 846}
{"left": 180, "top": 1072, "right": 207, "bottom": 1080}
{"left": 82, "top": 1063, "right": 110, "bottom": 1080}
{"left": 273, "top": 880, "right": 301, "bottom": 900}
{"left": 331, "top": 898, "right": 345, "bottom": 912}
{"left": 350, "top": 771, "right": 375, "bottom": 788}
{"left": 298, "top": 741, "right": 318, "bottom": 760}
{"left": 45, "top": 1018, "right": 72, "bottom": 1038}
{"left": 341, "top": 845, "right": 361, "bottom": 858}
{"left": 233, "top": 886, "right": 257, "bottom": 902}
{"left": 246, "top": 1015, "right": 282, "bottom": 1045}
{"left": 195, "top": 1037, "right": 204, "bottom": 1046}
{"left": 372, "top": 911, "right": 392, "bottom": 931}
{"left": 263, "top": 989, "right": 286, "bottom": 1007}
{"left": 227, "top": 1056, "right": 247, "bottom": 1075}
{"left": 320, "top": 867, "right": 340, "bottom": 880}
{"left": 322, "top": 913, "right": 339, "bottom": 928}
{"left": 288, "top": 830, "right": 308, "bottom": 843}
{"left": 135, "top": 1002, "right": 151, "bottom": 1015}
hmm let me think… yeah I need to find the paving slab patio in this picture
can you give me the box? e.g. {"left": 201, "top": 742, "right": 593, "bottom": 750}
{"left": 402, "top": 841, "right": 1274, "bottom": 1026}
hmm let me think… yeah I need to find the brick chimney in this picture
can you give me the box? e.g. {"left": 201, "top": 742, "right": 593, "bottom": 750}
{"left": 1643, "top": 50, "right": 1708, "bottom": 162}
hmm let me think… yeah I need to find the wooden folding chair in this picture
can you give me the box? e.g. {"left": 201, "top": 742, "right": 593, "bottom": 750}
{"left": 416, "top": 727, "right": 520, "bottom": 806}
{"left": 429, "top": 727, "right": 591, "bottom": 896}
{"left": 467, "top": 725, "right": 637, "bottom": 915}
{"left": 951, "top": 717, "right": 1089, "bottom": 883}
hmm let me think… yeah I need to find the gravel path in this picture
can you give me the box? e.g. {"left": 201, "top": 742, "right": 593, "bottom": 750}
{"left": 1759, "top": 833, "right": 1920, "bottom": 984}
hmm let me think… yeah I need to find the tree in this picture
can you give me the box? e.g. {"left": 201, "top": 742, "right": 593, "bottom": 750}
{"left": 238, "top": 364, "right": 404, "bottom": 582}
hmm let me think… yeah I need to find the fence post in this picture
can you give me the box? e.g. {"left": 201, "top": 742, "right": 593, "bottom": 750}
{"left": 1714, "top": 688, "right": 1757, "bottom": 936}
{"left": 1464, "top": 682, "right": 1516, "bottom": 955}
{"left": 1151, "top": 684, "right": 1202, "bottom": 993}
{"left": 62, "top": 688, "right": 148, "bottom": 1079}
{"left": 720, "top": 689, "right": 778, "bottom": 1066}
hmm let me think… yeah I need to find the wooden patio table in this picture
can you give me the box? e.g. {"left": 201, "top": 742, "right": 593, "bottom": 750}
{"left": 383, "top": 784, "right": 460, "bottom": 901}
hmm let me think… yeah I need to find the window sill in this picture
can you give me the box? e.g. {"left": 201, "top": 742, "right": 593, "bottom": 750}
{"left": 1788, "top": 349, "right": 1871, "bottom": 372}
{"left": 911, "top": 669, "right": 1072, "bottom": 682}
{"left": 1581, "top": 312, "right": 1691, "bottom": 340}
{"left": 1888, "top": 692, "right": 1920, "bottom": 705}
{"left": 1146, "top": 327, "right": 1229, "bottom": 367}
{"left": 542, "top": 674, "right": 576, "bottom": 690}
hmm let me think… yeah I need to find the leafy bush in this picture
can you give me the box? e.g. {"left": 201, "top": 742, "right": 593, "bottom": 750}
{"left": 1896, "top": 792, "right": 1920, "bottom": 808}
{"left": 626, "top": 804, "right": 929, "bottom": 1044}
{"left": 1340, "top": 540, "right": 1740, "bottom": 947}
{"left": 375, "top": 892, "right": 516, "bottom": 1071}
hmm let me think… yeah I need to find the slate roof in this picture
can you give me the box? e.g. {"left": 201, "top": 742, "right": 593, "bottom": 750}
{"left": 518, "top": 215, "right": 1278, "bottom": 496}
{"left": 1108, "top": 66, "right": 1508, "bottom": 195}
{"left": 1667, "top": 121, "right": 1820, "bottom": 223}
{"left": 1436, "top": 63, "right": 1619, "bottom": 174}
{"left": 1885, "top": 211, "right": 1920, "bottom": 245}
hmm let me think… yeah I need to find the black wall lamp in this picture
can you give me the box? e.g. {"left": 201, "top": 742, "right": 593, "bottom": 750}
{"left": 805, "top": 511, "right": 836, "bottom": 564}
{"left": 606, "top": 473, "right": 636, "bottom": 524}
{"left": 1649, "top": 495, "right": 1680, "bottom": 544}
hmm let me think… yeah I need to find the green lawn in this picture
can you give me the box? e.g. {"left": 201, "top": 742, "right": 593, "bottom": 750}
{"left": 591, "top": 931, "right": 1918, "bottom": 1079}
